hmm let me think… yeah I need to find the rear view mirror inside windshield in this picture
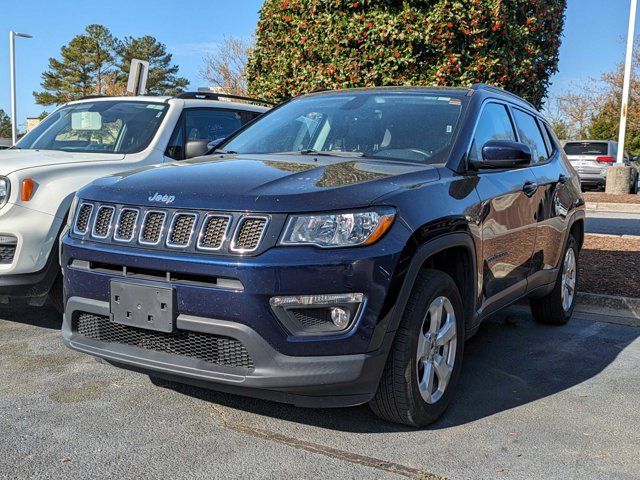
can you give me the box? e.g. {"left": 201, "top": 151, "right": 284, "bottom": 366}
{"left": 71, "top": 111, "right": 102, "bottom": 131}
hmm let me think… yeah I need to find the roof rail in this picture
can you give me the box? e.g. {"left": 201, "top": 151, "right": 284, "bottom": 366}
{"left": 471, "top": 83, "right": 536, "bottom": 109}
{"left": 77, "top": 95, "right": 111, "bottom": 100}
{"left": 172, "top": 91, "right": 275, "bottom": 107}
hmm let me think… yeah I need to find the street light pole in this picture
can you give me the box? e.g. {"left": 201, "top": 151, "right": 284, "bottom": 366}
{"left": 617, "top": 0, "right": 638, "bottom": 164}
{"left": 9, "top": 31, "right": 33, "bottom": 146}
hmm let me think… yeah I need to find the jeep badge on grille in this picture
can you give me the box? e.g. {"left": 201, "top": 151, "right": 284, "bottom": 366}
{"left": 148, "top": 193, "right": 175, "bottom": 204}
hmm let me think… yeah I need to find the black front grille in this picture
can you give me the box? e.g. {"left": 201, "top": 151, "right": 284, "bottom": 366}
{"left": 140, "top": 212, "right": 166, "bottom": 244}
{"left": 93, "top": 206, "right": 114, "bottom": 237}
{"left": 199, "top": 216, "right": 230, "bottom": 250}
{"left": 73, "top": 313, "right": 254, "bottom": 369}
{"left": 75, "top": 203, "right": 93, "bottom": 233}
{"left": 233, "top": 217, "right": 267, "bottom": 251}
{"left": 115, "top": 209, "right": 138, "bottom": 241}
{"left": 168, "top": 214, "right": 196, "bottom": 246}
{"left": 0, "top": 245, "right": 16, "bottom": 264}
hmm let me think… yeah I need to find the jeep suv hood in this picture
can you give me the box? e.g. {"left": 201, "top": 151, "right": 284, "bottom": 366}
{"left": 80, "top": 154, "right": 440, "bottom": 212}
{"left": 0, "top": 149, "right": 125, "bottom": 175}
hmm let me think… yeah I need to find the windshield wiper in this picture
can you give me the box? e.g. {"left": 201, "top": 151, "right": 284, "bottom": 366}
{"left": 277, "top": 149, "right": 365, "bottom": 158}
{"left": 210, "top": 149, "right": 238, "bottom": 155}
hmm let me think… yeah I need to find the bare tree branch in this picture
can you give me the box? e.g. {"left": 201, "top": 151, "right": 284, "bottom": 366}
{"left": 200, "top": 36, "right": 253, "bottom": 96}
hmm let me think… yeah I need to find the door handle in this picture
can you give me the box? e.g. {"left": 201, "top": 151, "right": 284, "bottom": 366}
{"left": 558, "top": 174, "right": 568, "bottom": 184}
{"left": 522, "top": 181, "right": 538, "bottom": 196}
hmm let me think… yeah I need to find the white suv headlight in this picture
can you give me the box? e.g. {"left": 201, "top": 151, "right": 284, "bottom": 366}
{"left": 66, "top": 195, "right": 80, "bottom": 228}
{"left": 0, "top": 177, "right": 11, "bottom": 208}
{"left": 280, "top": 208, "right": 396, "bottom": 248}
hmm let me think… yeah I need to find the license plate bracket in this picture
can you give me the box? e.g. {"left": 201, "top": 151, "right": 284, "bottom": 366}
{"left": 110, "top": 280, "right": 176, "bottom": 333}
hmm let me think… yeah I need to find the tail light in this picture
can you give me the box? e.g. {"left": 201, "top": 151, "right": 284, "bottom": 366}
{"left": 596, "top": 156, "right": 615, "bottom": 164}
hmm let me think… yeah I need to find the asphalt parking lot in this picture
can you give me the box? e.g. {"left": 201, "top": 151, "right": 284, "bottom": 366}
{"left": 1, "top": 305, "right": 638, "bottom": 480}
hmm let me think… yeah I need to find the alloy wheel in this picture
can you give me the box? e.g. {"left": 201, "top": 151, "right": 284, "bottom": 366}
{"left": 416, "top": 296, "right": 457, "bottom": 404}
{"left": 561, "top": 247, "right": 577, "bottom": 311}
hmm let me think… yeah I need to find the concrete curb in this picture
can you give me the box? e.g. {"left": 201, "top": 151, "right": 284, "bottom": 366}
{"left": 575, "top": 292, "right": 640, "bottom": 320}
{"left": 586, "top": 233, "right": 640, "bottom": 240}
{"left": 586, "top": 202, "right": 640, "bottom": 213}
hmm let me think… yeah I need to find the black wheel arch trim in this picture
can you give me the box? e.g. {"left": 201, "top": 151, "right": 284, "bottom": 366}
{"left": 368, "top": 231, "right": 478, "bottom": 352}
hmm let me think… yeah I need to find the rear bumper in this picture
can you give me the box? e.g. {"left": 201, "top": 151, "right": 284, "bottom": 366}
{"left": 62, "top": 297, "right": 390, "bottom": 407}
{"left": 577, "top": 173, "right": 606, "bottom": 187}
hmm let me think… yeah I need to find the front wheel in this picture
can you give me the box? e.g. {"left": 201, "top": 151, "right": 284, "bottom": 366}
{"left": 530, "top": 234, "right": 579, "bottom": 325}
{"left": 370, "top": 269, "right": 464, "bottom": 427}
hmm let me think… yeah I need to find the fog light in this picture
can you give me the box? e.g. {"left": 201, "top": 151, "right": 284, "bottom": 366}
{"left": 269, "top": 293, "right": 365, "bottom": 337}
{"left": 330, "top": 307, "right": 350, "bottom": 329}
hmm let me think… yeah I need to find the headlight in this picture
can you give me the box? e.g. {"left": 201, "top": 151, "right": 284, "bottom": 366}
{"left": 280, "top": 208, "right": 396, "bottom": 248}
{"left": 66, "top": 195, "right": 79, "bottom": 228}
{"left": 0, "top": 177, "right": 11, "bottom": 208}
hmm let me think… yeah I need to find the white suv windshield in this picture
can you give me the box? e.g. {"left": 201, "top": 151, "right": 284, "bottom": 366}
{"left": 17, "top": 101, "right": 168, "bottom": 154}
{"left": 223, "top": 92, "right": 463, "bottom": 163}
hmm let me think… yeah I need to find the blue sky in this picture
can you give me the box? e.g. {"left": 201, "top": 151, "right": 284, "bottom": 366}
{"left": 0, "top": 0, "right": 635, "bottom": 129}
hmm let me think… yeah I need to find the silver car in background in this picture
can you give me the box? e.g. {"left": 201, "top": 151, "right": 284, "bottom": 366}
{"left": 563, "top": 140, "right": 638, "bottom": 193}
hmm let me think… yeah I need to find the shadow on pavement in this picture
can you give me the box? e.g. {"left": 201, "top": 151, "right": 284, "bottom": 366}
{"left": 0, "top": 304, "right": 62, "bottom": 330}
{"left": 157, "top": 309, "right": 639, "bottom": 433}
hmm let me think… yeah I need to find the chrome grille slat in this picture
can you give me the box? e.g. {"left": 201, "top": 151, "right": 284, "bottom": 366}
{"left": 74, "top": 203, "right": 94, "bottom": 235}
{"left": 92, "top": 206, "right": 115, "bottom": 239}
{"left": 167, "top": 213, "right": 197, "bottom": 248}
{"left": 197, "top": 215, "right": 231, "bottom": 251}
{"left": 231, "top": 217, "right": 269, "bottom": 252}
{"left": 139, "top": 211, "right": 167, "bottom": 245}
{"left": 114, "top": 208, "right": 139, "bottom": 242}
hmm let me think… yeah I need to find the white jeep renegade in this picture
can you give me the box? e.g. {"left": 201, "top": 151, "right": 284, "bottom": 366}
{"left": 0, "top": 92, "right": 269, "bottom": 309}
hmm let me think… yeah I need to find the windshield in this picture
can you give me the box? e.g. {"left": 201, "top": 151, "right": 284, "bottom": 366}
{"left": 564, "top": 142, "right": 609, "bottom": 156}
{"left": 17, "top": 100, "right": 168, "bottom": 154}
{"left": 222, "top": 92, "right": 464, "bottom": 163}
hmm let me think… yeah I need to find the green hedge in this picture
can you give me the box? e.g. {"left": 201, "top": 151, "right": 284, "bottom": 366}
{"left": 247, "top": 0, "right": 566, "bottom": 108}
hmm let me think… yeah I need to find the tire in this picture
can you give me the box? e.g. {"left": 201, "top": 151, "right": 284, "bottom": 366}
{"left": 530, "top": 234, "right": 579, "bottom": 325}
{"left": 48, "top": 272, "right": 64, "bottom": 315}
{"left": 370, "top": 269, "right": 465, "bottom": 427}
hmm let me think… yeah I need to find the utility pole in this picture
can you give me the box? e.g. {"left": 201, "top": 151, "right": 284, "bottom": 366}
{"left": 617, "top": 0, "right": 638, "bottom": 164}
{"left": 9, "top": 31, "right": 33, "bottom": 145}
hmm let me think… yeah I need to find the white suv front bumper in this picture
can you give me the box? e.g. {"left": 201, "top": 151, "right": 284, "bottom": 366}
{"left": 0, "top": 203, "right": 63, "bottom": 298}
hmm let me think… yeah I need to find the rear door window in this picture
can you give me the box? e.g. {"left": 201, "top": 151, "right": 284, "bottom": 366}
{"left": 468, "top": 103, "right": 517, "bottom": 162}
{"left": 511, "top": 109, "right": 549, "bottom": 164}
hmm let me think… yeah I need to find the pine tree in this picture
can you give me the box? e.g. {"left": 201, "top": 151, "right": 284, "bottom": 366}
{"left": 34, "top": 24, "right": 118, "bottom": 105}
{"left": 0, "top": 109, "right": 12, "bottom": 139}
{"left": 116, "top": 36, "right": 189, "bottom": 95}
{"left": 34, "top": 26, "right": 189, "bottom": 105}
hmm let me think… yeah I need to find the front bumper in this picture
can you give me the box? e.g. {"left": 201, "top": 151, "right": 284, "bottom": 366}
{"left": 61, "top": 223, "right": 409, "bottom": 404}
{"left": 0, "top": 203, "right": 63, "bottom": 297}
{"left": 62, "top": 297, "right": 390, "bottom": 407}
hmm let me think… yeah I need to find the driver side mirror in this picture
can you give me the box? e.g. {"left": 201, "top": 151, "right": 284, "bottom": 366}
{"left": 473, "top": 140, "right": 533, "bottom": 170}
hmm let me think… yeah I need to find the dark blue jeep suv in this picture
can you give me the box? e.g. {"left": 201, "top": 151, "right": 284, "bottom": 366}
{"left": 61, "top": 84, "right": 585, "bottom": 426}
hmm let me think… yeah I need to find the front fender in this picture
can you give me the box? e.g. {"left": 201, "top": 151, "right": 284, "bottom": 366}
{"left": 368, "top": 231, "right": 478, "bottom": 352}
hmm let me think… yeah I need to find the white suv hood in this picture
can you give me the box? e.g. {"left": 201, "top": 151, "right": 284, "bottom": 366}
{"left": 0, "top": 149, "right": 126, "bottom": 175}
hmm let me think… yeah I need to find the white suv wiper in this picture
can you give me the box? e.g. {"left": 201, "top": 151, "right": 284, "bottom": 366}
{"left": 276, "top": 149, "right": 365, "bottom": 158}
